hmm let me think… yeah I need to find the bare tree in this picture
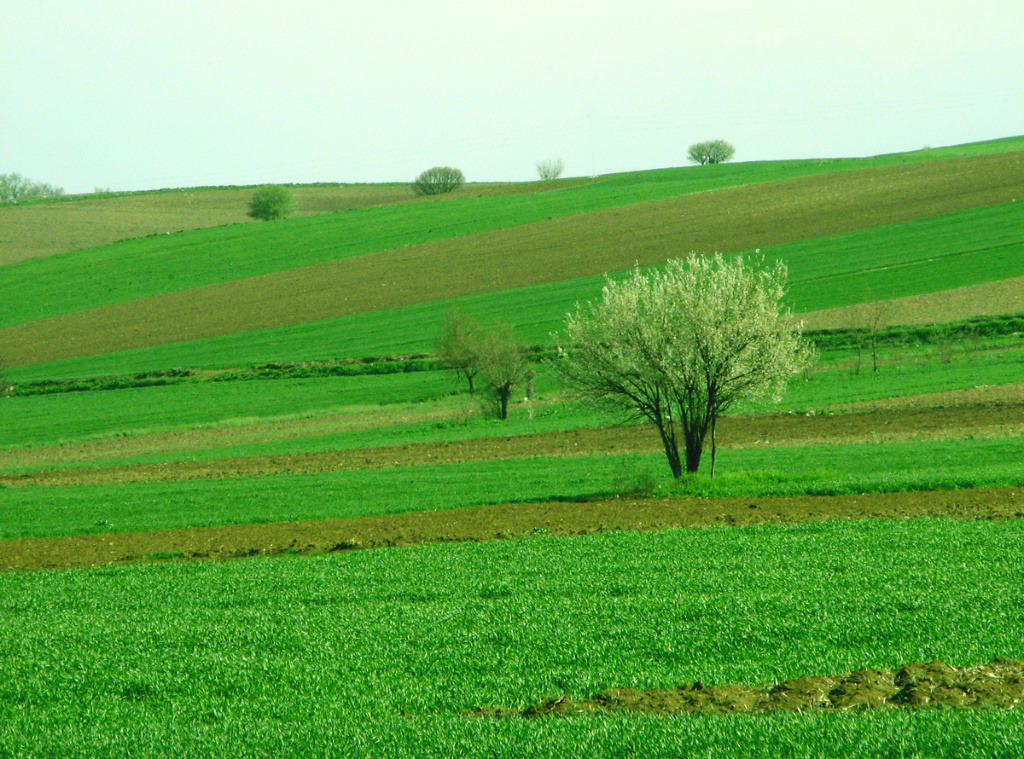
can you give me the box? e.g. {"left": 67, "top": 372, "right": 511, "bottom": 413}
{"left": 436, "top": 304, "right": 482, "bottom": 393}
{"left": 476, "top": 320, "right": 527, "bottom": 420}
{"left": 536, "top": 158, "right": 564, "bottom": 181}
{"left": 556, "top": 255, "right": 813, "bottom": 477}
{"left": 852, "top": 301, "right": 892, "bottom": 372}
{"left": 686, "top": 140, "right": 735, "bottom": 165}
{"left": 866, "top": 301, "right": 891, "bottom": 372}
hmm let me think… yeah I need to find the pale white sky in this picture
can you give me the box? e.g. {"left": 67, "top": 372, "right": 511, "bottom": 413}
{"left": 3, "top": 0, "right": 1022, "bottom": 194}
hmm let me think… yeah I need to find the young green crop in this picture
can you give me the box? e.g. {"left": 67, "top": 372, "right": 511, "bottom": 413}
{"left": 4, "top": 433, "right": 1024, "bottom": 540}
{"left": 5, "top": 338, "right": 1022, "bottom": 464}
{"left": 0, "top": 518, "right": 1021, "bottom": 757}
{"left": 8, "top": 198, "right": 1022, "bottom": 381}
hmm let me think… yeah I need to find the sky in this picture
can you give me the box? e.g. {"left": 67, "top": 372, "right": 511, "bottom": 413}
{"left": 3, "top": 0, "right": 1022, "bottom": 194}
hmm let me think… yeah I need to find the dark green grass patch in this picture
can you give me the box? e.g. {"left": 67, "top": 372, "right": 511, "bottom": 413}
{"left": 0, "top": 519, "right": 1022, "bottom": 757}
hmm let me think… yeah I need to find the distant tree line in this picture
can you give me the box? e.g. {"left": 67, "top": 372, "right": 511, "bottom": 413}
{"left": 0, "top": 173, "right": 64, "bottom": 202}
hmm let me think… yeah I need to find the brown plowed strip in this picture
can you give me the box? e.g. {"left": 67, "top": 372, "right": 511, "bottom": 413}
{"left": 472, "top": 658, "right": 1024, "bottom": 716}
{"left": 3, "top": 486, "right": 1023, "bottom": 572}
{"left": 3, "top": 401, "right": 1022, "bottom": 488}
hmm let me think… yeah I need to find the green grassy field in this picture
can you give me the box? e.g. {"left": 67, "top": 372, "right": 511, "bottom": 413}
{"left": 7, "top": 432, "right": 1024, "bottom": 541}
{"left": 2, "top": 148, "right": 1023, "bottom": 369}
{"left": 6, "top": 195, "right": 1024, "bottom": 380}
{"left": 4, "top": 337, "right": 1022, "bottom": 462}
{"left": 3, "top": 136, "right": 1024, "bottom": 758}
{"left": 1, "top": 519, "right": 1021, "bottom": 758}
{"left": 5, "top": 133, "right": 1019, "bottom": 268}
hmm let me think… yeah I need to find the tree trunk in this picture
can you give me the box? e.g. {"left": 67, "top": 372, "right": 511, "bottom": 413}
{"left": 653, "top": 420, "right": 683, "bottom": 479}
{"left": 683, "top": 425, "right": 707, "bottom": 474}
{"left": 664, "top": 440, "right": 683, "bottom": 479}
{"left": 710, "top": 418, "right": 717, "bottom": 479}
{"left": 498, "top": 386, "right": 510, "bottom": 419}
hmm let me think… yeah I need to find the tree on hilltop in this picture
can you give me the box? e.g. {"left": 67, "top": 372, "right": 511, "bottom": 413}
{"left": 687, "top": 140, "right": 735, "bottom": 165}
{"left": 413, "top": 166, "right": 465, "bottom": 196}
{"left": 536, "top": 158, "right": 564, "bottom": 181}
{"left": 555, "top": 255, "right": 813, "bottom": 478}
{"left": 248, "top": 185, "right": 294, "bottom": 221}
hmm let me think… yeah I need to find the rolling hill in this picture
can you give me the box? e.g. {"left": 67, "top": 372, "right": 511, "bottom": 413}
{"left": 2, "top": 139, "right": 1023, "bottom": 375}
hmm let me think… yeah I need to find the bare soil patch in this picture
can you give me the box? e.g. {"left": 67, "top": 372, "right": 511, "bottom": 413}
{"left": 2, "top": 486, "right": 1022, "bottom": 572}
{"left": 4, "top": 400, "right": 1021, "bottom": 488}
{"left": 472, "top": 658, "right": 1024, "bottom": 716}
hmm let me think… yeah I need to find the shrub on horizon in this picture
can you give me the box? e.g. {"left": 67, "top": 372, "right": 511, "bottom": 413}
{"left": 687, "top": 140, "right": 736, "bottom": 165}
{"left": 412, "top": 166, "right": 465, "bottom": 196}
{"left": 248, "top": 185, "right": 294, "bottom": 221}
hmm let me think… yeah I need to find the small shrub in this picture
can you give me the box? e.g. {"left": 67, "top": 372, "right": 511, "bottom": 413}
{"left": 248, "top": 185, "right": 294, "bottom": 220}
{"left": 687, "top": 140, "right": 735, "bottom": 165}
{"left": 412, "top": 166, "right": 465, "bottom": 196}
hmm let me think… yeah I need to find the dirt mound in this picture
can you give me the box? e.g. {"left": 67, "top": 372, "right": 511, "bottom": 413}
{"left": 472, "top": 658, "right": 1024, "bottom": 717}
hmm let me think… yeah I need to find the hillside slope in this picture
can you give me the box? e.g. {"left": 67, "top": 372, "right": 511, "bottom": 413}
{"left": 0, "top": 180, "right": 591, "bottom": 266}
{"left": 3, "top": 151, "right": 1023, "bottom": 368}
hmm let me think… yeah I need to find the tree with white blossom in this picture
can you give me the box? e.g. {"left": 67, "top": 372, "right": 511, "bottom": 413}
{"left": 555, "top": 254, "right": 813, "bottom": 477}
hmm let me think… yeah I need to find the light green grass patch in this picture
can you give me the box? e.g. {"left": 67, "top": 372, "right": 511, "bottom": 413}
{"left": 0, "top": 519, "right": 1022, "bottom": 757}
{"left": 0, "top": 370, "right": 455, "bottom": 450}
